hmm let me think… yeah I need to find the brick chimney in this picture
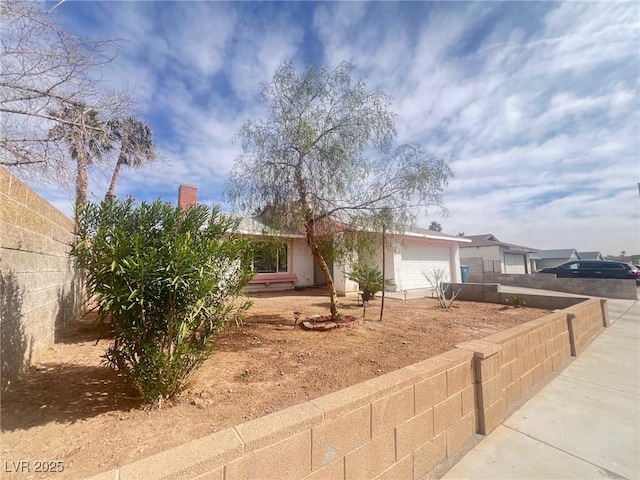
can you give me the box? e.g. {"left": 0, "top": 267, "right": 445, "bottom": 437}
{"left": 178, "top": 184, "right": 198, "bottom": 210}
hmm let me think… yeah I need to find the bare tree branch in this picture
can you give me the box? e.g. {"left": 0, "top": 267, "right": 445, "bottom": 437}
{"left": 0, "top": 1, "right": 133, "bottom": 194}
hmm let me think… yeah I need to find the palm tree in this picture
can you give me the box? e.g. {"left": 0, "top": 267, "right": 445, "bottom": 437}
{"left": 429, "top": 221, "right": 443, "bottom": 232}
{"left": 105, "top": 117, "right": 156, "bottom": 200}
{"left": 49, "top": 105, "right": 111, "bottom": 211}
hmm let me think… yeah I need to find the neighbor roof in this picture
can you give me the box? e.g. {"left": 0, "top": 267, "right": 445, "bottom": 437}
{"left": 461, "top": 234, "right": 538, "bottom": 253}
{"left": 531, "top": 249, "right": 579, "bottom": 260}
{"left": 578, "top": 251, "right": 603, "bottom": 260}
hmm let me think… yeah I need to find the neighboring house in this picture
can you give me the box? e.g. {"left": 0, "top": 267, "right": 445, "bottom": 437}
{"left": 178, "top": 185, "right": 470, "bottom": 295}
{"left": 578, "top": 251, "right": 604, "bottom": 261}
{"left": 459, "top": 234, "right": 538, "bottom": 276}
{"left": 530, "top": 249, "right": 580, "bottom": 270}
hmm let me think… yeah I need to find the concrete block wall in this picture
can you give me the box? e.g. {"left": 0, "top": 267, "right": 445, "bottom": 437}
{"left": 565, "top": 298, "right": 607, "bottom": 356}
{"left": 482, "top": 273, "right": 637, "bottom": 300}
{"left": 481, "top": 310, "right": 572, "bottom": 417}
{"left": 89, "top": 296, "right": 609, "bottom": 480}
{"left": 0, "top": 167, "right": 84, "bottom": 389}
{"left": 445, "top": 283, "right": 589, "bottom": 310}
{"left": 89, "top": 350, "right": 478, "bottom": 480}
{"left": 461, "top": 257, "right": 484, "bottom": 283}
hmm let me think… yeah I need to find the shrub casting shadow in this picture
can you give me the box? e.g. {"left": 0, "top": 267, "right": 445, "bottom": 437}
{"left": 1, "top": 271, "right": 29, "bottom": 391}
{"left": 54, "top": 268, "right": 88, "bottom": 343}
{"left": 0, "top": 362, "right": 139, "bottom": 432}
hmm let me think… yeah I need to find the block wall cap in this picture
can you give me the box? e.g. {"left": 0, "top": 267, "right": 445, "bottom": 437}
{"left": 364, "top": 366, "right": 421, "bottom": 396}
{"left": 455, "top": 340, "right": 501, "bottom": 358}
{"left": 234, "top": 402, "right": 323, "bottom": 451}
{"left": 118, "top": 427, "right": 243, "bottom": 480}
{"left": 311, "top": 383, "right": 380, "bottom": 420}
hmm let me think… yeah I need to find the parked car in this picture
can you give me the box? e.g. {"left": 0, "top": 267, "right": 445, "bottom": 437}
{"left": 536, "top": 260, "right": 640, "bottom": 284}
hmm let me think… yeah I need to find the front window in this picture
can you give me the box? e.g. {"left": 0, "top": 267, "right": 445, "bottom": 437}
{"left": 253, "top": 242, "right": 288, "bottom": 273}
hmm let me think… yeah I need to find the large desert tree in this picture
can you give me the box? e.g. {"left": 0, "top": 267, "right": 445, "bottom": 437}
{"left": 49, "top": 105, "right": 111, "bottom": 210}
{"left": 227, "top": 62, "right": 453, "bottom": 320}
{"left": 105, "top": 116, "right": 157, "bottom": 200}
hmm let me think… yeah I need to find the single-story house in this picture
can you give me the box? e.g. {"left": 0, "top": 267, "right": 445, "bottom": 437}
{"left": 530, "top": 249, "right": 580, "bottom": 270}
{"left": 178, "top": 185, "right": 470, "bottom": 295}
{"left": 239, "top": 220, "right": 471, "bottom": 296}
{"left": 459, "top": 234, "right": 538, "bottom": 276}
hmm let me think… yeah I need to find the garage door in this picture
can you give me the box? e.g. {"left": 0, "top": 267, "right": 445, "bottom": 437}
{"left": 400, "top": 245, "right": 451, "bottom": 289}
{"left": 504, "top": 253, "right": 526, "bottom": 274}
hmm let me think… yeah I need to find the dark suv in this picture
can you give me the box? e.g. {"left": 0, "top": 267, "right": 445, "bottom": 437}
{"left": 536, "top": 260, "right": 640, "bottom": 284}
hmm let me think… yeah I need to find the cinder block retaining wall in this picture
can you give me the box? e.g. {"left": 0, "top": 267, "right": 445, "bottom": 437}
{"left": 481, "top": 273, "right": 637, "bottom": 300}
{"left": 446, "top": 282, "right": 591, "bottom": 309}
{"left": 0, "top": 167, "right": 84, "bottom": 389}
{"left": 90, "top": 297, "right": 608, "bottom": 480}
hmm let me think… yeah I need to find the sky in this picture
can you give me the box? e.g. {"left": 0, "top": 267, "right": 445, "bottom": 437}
{"left": 34, "top": 1, "right": 640, "bottom": 256}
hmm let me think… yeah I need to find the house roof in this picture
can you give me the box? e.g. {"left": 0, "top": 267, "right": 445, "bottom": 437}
{"left": 404, "top": 226, "right": 471, "bottom": 243}
{"left": 578, "top": 251, "right": 603, "bottom": 260}
{"left": 237, "top": 216, "right": 305, "bottom": 238}
{"left": 460, "top": 234, "right": 538, "bottom": 253}
{"left": 236, "top": 216, "right": 470, "bottom": 243}
{"left": 530, "top": 249, "right": 579, "bottom": 260}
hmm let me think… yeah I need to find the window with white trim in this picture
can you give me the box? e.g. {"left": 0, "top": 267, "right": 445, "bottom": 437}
{"left": 253, "top": 242, "right": 288, "bottom": 273}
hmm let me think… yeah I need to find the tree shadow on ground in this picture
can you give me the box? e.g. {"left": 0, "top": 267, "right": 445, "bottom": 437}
{"left": 0, "top": 362, "right": 139, "bottom": 432}
{"left": 241, "top": 313, "right": 294, "bottom": 326}
{"left": 1, "top": 271, "right": 29, "bottom": 391}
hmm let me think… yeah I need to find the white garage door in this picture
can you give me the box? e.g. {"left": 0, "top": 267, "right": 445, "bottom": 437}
{"left": 400, "top": 245, "right": 451, "bottom": 289}
{"left": 504, "top": 253, "right": 526, "bottom": 274}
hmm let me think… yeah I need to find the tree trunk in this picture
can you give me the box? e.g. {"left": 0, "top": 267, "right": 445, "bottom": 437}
{"left": 105, "top": 156, "right": 124, "bottom": 200}
{"left": 305, "top": 221, "right": 339, "bottom": 320}
{"left": 380, "top": 225, "right": 386, "bottom": 322}
{"left": 76, "top": 148, "right": 88, "bottom": 217}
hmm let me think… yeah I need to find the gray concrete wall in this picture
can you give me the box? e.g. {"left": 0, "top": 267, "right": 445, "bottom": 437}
{"left": 445, "top": 283, "right": 589, "bottom": 309}
{"left": 1, "top": 167, "right": 85, "bottom": 390}
{"left": 461, "top": 257, "right": 484, "bottom": 283}
{"left": 481, "top": 273, "right": 637, "bottom": 301}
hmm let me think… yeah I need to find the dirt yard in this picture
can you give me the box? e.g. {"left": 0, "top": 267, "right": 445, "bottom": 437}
{"left": 1, "top": 288, "right": 548, "bottom": 479}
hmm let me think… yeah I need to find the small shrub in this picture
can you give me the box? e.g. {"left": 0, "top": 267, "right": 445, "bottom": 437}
{"left": 422, "top": 269, "right": 460, "bottom": 309}
{"left": 508, "top": 295, "right": 526, "bottom": 308}
{"left": 72, "top": 199, "right": 255, "bottom": 405}
{"left": 344, "top": 263, "right": 393, "bottom": 301}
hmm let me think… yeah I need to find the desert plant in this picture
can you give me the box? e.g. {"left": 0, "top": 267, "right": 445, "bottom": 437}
{"left": 423, "top": 269, "right": 460, "bottom": 309}
{"left": 71, "top": 198, "right": 255, "bottom": 404}
{"left": 507, "top": 295, "right": 526, "bottom": 308}
{"left": 345, "top": 263, "right": 393, "bottom": 302}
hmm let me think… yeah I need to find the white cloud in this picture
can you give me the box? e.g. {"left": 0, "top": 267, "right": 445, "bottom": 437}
{"left": 23, "top": 2, "right": 640, "bottom": 255}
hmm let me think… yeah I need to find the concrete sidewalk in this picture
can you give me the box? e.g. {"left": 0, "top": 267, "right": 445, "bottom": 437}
{"left": 442, "top": 299, "right": 640, "bottom": 480}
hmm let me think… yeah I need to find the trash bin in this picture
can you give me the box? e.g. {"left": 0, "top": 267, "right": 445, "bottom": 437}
{"left": 460, "top": 265, "right": 469, "bottom": 283}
